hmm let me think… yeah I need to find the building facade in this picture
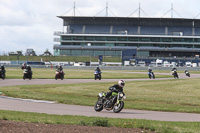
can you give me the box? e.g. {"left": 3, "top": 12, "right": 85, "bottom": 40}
{"left": 53, "top": 16, "right": 200, "bottom": 64}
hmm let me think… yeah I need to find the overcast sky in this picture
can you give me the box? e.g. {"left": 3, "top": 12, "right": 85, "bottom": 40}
{"left": 0, "top": 0, "right": 200, "bottom": 55}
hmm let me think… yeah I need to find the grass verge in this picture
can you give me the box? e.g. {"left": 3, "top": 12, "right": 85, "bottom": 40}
{"left": 0, "top": 110, "right": 200, "bottom": 133}
{"left": 1, "top": 78, "right": 200, "bottom": 113}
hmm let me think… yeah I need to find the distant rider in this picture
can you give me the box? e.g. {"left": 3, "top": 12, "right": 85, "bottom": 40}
{"left": 57, "top": 65, "right": 64, "bottom": 76}
{"left": 148, "top": 67, "right": 153, "bottom": 78}
{"left": 27, "top": 65, "right": 32, "bottom": 74}
{"left": 184, "top": 69, "right": 189, "bottom": 74}
{"left": 57, "top": 65, "right": 63, "bottom": 71}
{"left": 21, "top": 63, "right": 27, "bottom": 70}
{"left": 148, "top": 67, "right": 152, "bottom": 73}
{"left": 95, "top": 66, "right": 102, "bottom": 78}
{"left": 0, "top": 64, "right": 5, "bottom": 73}
{"left": 171, "top": 67, "right": 177, "bottom": 72}
{"left": 105, "top": 80, "right": 125, "bottom": 99}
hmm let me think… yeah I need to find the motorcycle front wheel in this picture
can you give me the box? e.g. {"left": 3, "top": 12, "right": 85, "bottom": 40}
{"left": 94, "top": 100, "right": 103, "bottom": 112}
{"left": 113, "top": 101, "right": 124, "bottom": 113}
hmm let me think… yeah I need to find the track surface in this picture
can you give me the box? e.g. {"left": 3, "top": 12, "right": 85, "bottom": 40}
{"left": 1, "top": 72, "right": 200, "bottom": 122}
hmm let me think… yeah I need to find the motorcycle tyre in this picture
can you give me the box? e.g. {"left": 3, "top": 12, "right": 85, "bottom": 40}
{"left": 2, "top": 74, "right": 5, "bottom": 80}
{"left": 29, "top": 74, "right": 32, "bottom": 80}
{"left": 61, "top": 75, "right": 64, "bottom": 80}
{"left": 113, "top": 101, "right": 124, "bottom": 113}
{"left": 94, "top": 100, "right": 103, "bottom": 112}
{"left": 55, "top": 75, "right": 58, "bottom": 80}
{"left": 23, "top": 75, "right": 25, "bottom": 80}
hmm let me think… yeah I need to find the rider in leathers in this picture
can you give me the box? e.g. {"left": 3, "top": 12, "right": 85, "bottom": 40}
{"left": 95, "top": 66, "right": 101, "bottom": 79}
{"left": 0, "top": 65, "right": 5, "bottom": 73}
{"left": 105, "top": 80, "right": 125, "bottom": 99}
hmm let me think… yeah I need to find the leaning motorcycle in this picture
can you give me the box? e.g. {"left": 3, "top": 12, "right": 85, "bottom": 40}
{"left": 55, "top": 70, "right": 65, "bottom": 80}
{"left": 148, "top": 72, "right": 155, "bottom": 79}
{"left": 0, "top": 70, "right": 6, "bottom": 80}
{"left": 23, "top": 69, "right": 32, "bottom": 80}
{"left": 94, "top": 91, "right": 126, "bottom": 113}
{"left": 172, "top": 70, "right": 179, "bottom": 79}
{"left": 185, "top": 71, "right": 190, "bottom": 77}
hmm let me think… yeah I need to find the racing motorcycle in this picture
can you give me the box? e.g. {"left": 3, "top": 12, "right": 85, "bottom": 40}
{"left": 94, "top": 70, "right": 101, "bottom": 80}
{"left": 171, "top": 70, "right": 179, "bottom": 79}
{"left": 148, "top": 71, "right": 155, "bottom": 79}
{"left": 94, "top": 91, "right": 126, "bottom": 113}
{"left": 23, "top": 69, "right": 32, "bottom": 80}
{"left": 185, "top": 71, "right": 190, "bottom": 77}
{"left": 0, "top": 70, "right": 6, "bottom": 80}
{"left": 55, "top": 70, "right": 65, "bottom": 80}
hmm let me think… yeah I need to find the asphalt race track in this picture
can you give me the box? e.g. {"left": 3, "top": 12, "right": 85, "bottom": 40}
{"left": 1, "top": 72, "right": 200, "bottom": 122}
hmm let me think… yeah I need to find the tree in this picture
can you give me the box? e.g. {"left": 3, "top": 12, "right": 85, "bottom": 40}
{"left": 43, "top": 49, "right": 52, "bottom": 56}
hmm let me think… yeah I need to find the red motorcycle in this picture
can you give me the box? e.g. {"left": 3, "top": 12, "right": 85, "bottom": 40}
{"left": 55, "top": 70, "right": 65, "bottom": 80}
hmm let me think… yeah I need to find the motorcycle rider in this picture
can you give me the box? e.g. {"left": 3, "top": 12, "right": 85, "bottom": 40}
{"left": 148, "top": 67, "right": 152, "bottom": 73}
{"left": 95, "top": 66, "right": 102, "bottom": 79}
{"left": 27, "top": 65, "right": 32, "bottom": 74}
{"left": 184, "top": 69, "right": 189, "bottom": 74}
{"left": 171, "top": 66, "right": 177, "bottom": 71}
{"left": 171, "top": 66, "right": 179, "bottom": 78}
{"left": 0, "top": 64, "right": 5, "bottom": 73}
{"left": 56, "top": 65, "right": 64, "bottom": 77}
{"left": 148, "top": 66, "right": 152, "bottom": 75}
{"left": 105, "top": 80, "right": 125, "bottom": 99}
{"left": 185, "top": 69, "right": 190, "bottom": 77}
{"left": 21, "top": 63, "right": 27, "bottom": 70}
{"left": 0, "top": 65, "right": 6, "bottom": 78}
{"left": 57, "top": 65, "right": 63, "bottom": 71}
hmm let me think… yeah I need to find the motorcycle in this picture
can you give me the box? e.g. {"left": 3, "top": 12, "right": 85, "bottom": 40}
{"left": 185, "top": 71, "right": 190, "bottom": 77}
{"left": 94, "top": 91, "right": 126, "bottom": 113}
{"left": 148, "top": 72, "right": 155, "bottom": 79}
{"left": 0, "top": 70, "right": 6, "bottom": 80}
{"left": 55, "top": 70, "right": 65, "bottom": 80}
{"left": 23, "top": 69, "right": 32, "bottom": 80}
{"left": 172, "top": 70, "right": 179, "bottom": 79}
{"left": 94, "top": 70, "right": 101, "bottom": 80}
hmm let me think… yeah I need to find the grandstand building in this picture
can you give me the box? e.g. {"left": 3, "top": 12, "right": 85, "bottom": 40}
{"left": 53, "top": 16, "right": 200, "bottom": 64}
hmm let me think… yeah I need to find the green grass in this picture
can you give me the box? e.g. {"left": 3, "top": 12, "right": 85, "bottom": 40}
{"left": 5, "top": 68, "right": 171, "bottom": 79}
{"left": 0, "top": 55, "right": 121, "bottom": 62}
{"left": 1, "top": 78, "right": 200, "bottom": 113}
{"left": 0, "top": 109, "right": 200, "bottom": 133}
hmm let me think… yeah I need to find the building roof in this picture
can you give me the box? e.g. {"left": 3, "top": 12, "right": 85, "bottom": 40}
{"left": 57, "top": 16, "right": 200, "bottom": 27}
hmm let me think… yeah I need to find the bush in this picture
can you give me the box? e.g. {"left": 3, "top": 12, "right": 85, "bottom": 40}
{"left": 91, "top": 119, "right": 109, "bottom": 127}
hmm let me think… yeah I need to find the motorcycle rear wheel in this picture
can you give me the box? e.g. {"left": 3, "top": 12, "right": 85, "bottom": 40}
{"left": 94, "top": 100, "right": 103, "bottom": 112}
{"left": 113, "top": 101, "right": 124, "bottom": 113}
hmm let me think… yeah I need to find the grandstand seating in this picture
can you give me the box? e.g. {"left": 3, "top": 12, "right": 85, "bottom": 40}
{"left": 70, "top": 24, "right": 196, "bottom": 36}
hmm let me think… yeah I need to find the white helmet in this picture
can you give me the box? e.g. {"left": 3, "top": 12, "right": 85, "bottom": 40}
{"left": 118, "top": 80, "right": 125, "bottom": 87}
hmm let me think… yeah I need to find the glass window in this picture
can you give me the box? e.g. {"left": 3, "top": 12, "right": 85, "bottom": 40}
{"left": 85, "top": 36, "right": 94, "bottom": 41}
{"left": 194, "top": 38, "right": 200, "bottom": 42}
{"left": 95, "top": 36, "right": 106, "bottom": 41}
{"left": 117, "top": 37, "right": 127, "bottom": 41}
{"left": 73, "top": 36, "right": 83, "bottom": 40}
{"left": 161, "top": 38, "right": 171, "bottom": 42}
{"left": 184, "top": 38, "right": 193, "bottom": 42}
{"left": 128, "top": 37, "right": 138, "bottom": 41}
{"left": 172, "top": 38, "right": 183, "bottom": 42}
{"left": 115, "top": 43, "right": 125, "bottom": 46}
{"left": 139, "top": 37, "right": 150, "bottom": 42}
{"left": 94, "top": 51, "right": 104, "bottom": 56}
{"left": 62, "top": 36, "right": 72, "bottom": 40}
{"left": 150, "top": 38, "right": 160, "bottom": 42}
{"left": 106, "top": 37, "right": 117, "bottom": 41}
